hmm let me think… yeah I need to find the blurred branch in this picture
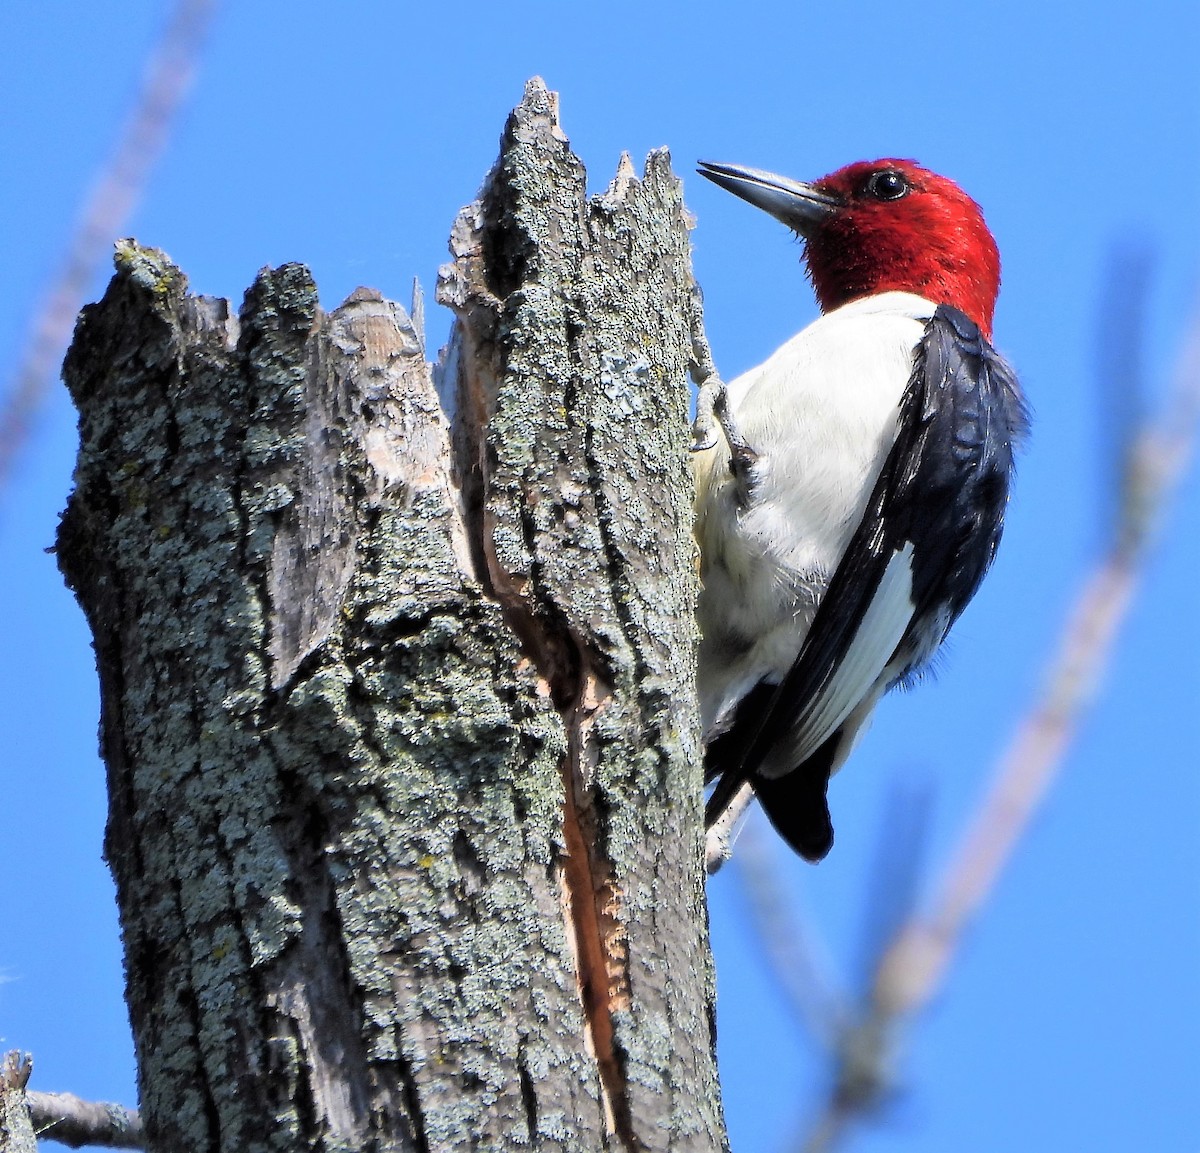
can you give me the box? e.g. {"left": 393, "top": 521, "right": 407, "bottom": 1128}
{"left": 733, "top": 817, "right": 848, "bottom": 1051}
{"left": 1095, "top": 246, "right": 1151, "bottom": 544}
{"left": 0, "top": 0, "right": 216, "bottom": 494}
{"left": 26, "top": 1091, "right": 143, "bottom": 1150}
{"left": 874, "top": 293, "right": 1200, "bottom": 1022}
{"left": 853, "top": 777, "right": 932, "bottom": 1000}
{"left": 788, "top": 286, "right": 1200, "bottom": 1150}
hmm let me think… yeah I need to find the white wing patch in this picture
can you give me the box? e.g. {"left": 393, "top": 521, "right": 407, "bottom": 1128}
{"left": 780, "top": 542, "right": 917, "bottom": 770}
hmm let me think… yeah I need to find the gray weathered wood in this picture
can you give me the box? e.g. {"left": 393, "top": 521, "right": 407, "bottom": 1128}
{"left": 0, "top": 1054, "right": 37, "bottom": 1153}
{"left": 56, "top": 78, "right": 724, "bottom": 1152}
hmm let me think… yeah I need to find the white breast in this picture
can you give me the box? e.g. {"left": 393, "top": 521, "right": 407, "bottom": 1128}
{"left": 694, "top": 291, "right": 936, "bottom": 736}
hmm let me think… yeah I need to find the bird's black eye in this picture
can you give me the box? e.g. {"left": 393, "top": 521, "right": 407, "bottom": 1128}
{"left": 864, "top": 170, "right": 910, "bottom": 201}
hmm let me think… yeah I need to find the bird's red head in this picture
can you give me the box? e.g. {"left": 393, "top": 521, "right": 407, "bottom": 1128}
{"left": 699, "top": 158, "right": 1001, "bottom": 338}
{"left": 806, "top": 159, "right": 1000, "bottom": 337}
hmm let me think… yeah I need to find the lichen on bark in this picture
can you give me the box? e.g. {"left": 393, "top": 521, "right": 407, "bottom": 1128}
{"left": 57, "top": 78, "right": 724, "bottom": 1152}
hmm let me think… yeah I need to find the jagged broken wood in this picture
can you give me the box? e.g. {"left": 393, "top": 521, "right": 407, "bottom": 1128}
{"left": 1, "top": 1054, "right": 36, "bottom": 1153}
{"left": 54, "top": 79, "right": 725, "bottom": 1152}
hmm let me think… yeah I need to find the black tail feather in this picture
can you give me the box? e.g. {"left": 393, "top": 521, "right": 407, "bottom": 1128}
{"left": 753, "top": 750, "right": 835, "bottom": 862}
{"left": 705, "top": 726, "right": 840, "bottom": 863}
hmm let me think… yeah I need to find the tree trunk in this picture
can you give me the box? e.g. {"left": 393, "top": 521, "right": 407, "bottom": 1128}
{"left": 56, "top": 78, "right": 725, "bottom": 1153}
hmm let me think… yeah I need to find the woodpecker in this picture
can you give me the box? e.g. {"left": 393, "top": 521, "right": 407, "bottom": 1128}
{"left": 693, "top": 158, "right": 1028, "bottom": 871}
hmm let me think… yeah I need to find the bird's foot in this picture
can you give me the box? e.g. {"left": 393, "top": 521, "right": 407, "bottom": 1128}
{"left": 691, "top": 376, "right": 725, "bottom": 452}
{"left": 689, "top": 281, "right": 725, "bottom": 452}
{"left": 692, "top": 377, "right": 758, "bottom": 470}
{"left": 714, "top": 386, "right": 759, "bottom": 490}
{"left": 687, "top": 278, "right": 758, "bottom": 488}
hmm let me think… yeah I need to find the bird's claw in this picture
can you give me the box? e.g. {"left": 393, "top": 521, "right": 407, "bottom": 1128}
{"left": 689, "top": 280, "right": 729, "bottom": 453}
{"left": 691, "top": 378, "right": 724, "bottom": 452}
{"left": 713, "top": 386, "right": 758, "bottom": 474}
{"left": 693, "top": 378, "right": 759, "bottom": 508}
{"left": 687, "top": 277, "right": 757, "bottom": 484}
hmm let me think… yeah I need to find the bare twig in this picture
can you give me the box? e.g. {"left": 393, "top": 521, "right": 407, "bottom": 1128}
{"left": 732, "top": 817, "right": 847, "bottom": 1050}
{"left": 0, "top": 0, "right": 216, "bottom": 493}
{"left": 26, "top": 1092, "right": 143, "bottom": 1150}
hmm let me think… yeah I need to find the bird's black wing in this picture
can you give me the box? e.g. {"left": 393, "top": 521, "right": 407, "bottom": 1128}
{"left": 706, "top": 305, "right": 1028, "bottom": 859}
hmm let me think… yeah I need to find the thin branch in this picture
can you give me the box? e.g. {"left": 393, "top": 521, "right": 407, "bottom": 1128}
{"left": 796, "top": 1107, "right": 852, "bottom": 1153}
{"left": 27, "top": 1093, "right": 142, "bottom": 1150}
{"left": 732, "top": 817, "right": 848, "bottom": 1051}
{"left": 0, "top": 0, "right": 216, "bottom": 493}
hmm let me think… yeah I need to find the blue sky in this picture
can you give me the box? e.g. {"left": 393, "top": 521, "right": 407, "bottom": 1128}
{"left": 2, "top": 3, "right": 1197, "bottom": 1150}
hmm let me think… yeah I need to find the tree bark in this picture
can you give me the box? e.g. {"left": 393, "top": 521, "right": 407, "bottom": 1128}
{"left": 56, "top": 78, "right": 724, "bottom": 1153}
{"left": 0, "top": 1055, "right": 36, "bottom": 1153}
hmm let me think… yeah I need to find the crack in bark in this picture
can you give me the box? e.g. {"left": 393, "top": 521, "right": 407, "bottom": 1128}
{"left": 560, "top": 658, "right": 639, "bottom": 1151}
{"left": 475, "top": 497, "right": 638, "bottom": 1149}
{"left": 443, "top": 280, "right": 638, "bottom": 1149}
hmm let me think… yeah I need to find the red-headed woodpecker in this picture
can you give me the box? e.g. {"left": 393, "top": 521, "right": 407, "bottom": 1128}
{"left": 694, "top": 158, "right": 1028, "bottom": 871}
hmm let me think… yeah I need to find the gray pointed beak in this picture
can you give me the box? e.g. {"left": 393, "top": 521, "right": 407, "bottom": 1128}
{"left": 697, "top": 161, "right": 842, "bottom": 237}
